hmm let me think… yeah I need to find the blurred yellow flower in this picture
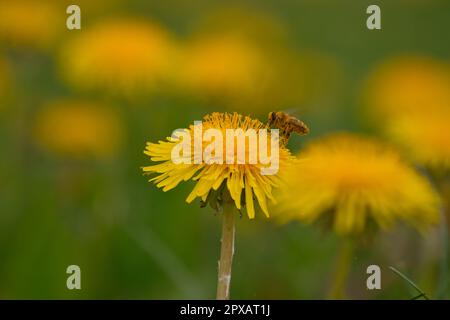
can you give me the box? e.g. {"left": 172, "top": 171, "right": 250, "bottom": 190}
{"left": 387, "top": 111, "right": 450, "bottom": 169}
{"left": 365, "top": 56, "right": 450, "bottom": 169}
{"left": 276, "top": 134, "right": 440, "bottom": 235}
{"left": 180, "top": 6, "right": 342, "bottom": 111}
{"left": 180, "top": 7, "right": 340, "bottom": 111}
{"left": 365, "top": 55, "right": 450, "bottom": 117}
{"left": 0, "top": 0, "right": 62, "bottom": 50}
{"left": 180, "top": 34, "right": 335, "bottom": 111}
{"left": 34, "top": 100, "right": 123, "bottom": 157}
{"left": 61, "top": 19, "right": 179, "bottom": 96}
{"left": 143, "top": 112, "right": 294, "bottom": 219}
{"left": 181, "top": 35, "right": 265, "bottom": 103}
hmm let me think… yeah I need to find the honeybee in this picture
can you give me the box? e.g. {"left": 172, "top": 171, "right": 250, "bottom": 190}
{"left": 267, "top": 111, "right": 309, "bottom": 144}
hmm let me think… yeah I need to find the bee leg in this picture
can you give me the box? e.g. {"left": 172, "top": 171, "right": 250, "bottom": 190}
{"left": 285, "top": 131, "right": 291, "bottom": 141}
{"left": 280, "top": 128, "right": 291, "bottom": 145}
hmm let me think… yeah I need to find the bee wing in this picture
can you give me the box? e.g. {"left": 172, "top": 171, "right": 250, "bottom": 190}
{"left": 279, "top": 106, "right": 308, "bottom": 117}
{"left": 280, "top": 107, "right": 298, "bottom": 115}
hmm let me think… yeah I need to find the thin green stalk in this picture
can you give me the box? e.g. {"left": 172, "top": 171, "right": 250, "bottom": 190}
{"left": 328, "top": 239, "right": 354, "bottom": 299}
{"left": 389, "top": 266, "right": 429, "bottom": 300}
{"left": 216, "top": 197, "right": 236, "bottom": 300}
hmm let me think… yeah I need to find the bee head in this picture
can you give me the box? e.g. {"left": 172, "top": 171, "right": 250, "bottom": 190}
{"left": 268, "top": 112, "right": 277, "bottom": 123}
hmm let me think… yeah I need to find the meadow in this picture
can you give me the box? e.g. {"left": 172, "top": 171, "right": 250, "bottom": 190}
{"left": 0, "top": 0, "right": 449, "bottom": 299}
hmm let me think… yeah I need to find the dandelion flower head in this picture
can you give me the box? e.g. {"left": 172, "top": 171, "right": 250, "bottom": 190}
{"left": 61, "top": 19, "right": 178, "bottom": 96}
{"left": 34, "top": 100, "right": 123, "bottom": 157}
{"left": 365, "top": 56, "right": 450, "bottom": 169}
{"left": 387, "top": 110, "right": 450, "bottom": 169}
{"left": 181, "top": 35, "right": 265, "bottom": 103}
{"left": 365, "top": 56, "right": 450, "bottom": 117}
{"left": 143, "top": 112, "right": 295, "bottom": 219}
{"left": 276, "top": 134, "right": 440, "bottom": 235}
{"left": 0, "top": 0, "right": 61, "bottom": 50}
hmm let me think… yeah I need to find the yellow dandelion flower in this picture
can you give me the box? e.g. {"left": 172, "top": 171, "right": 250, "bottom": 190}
{"left": 0, "top": 0, "right": 62, "bottom": 50}
{"left": 34, "top": 100, "right": 123, "bottom": 157}
{"left": 180, "top": 35, "right": 265, "bottom": 104}
{"left": 143, "top": 112, "right": 293, "bottom": 219}
{"left": 180, "top": 30, "right": 339, "bottom": 111}
{"left": 276, "top": 134, "right": 440, "bottom": 236}
{"left": 365, "top": 56, "right": 450, "bottom": 169}
{"left": 142, "top": 112, "right": 301, "bottom": 300}
{"left": 387, "top": 111, "right": 450, "bottom": 169}
{"left": 179, "top": 6, "right": 341, "bottom": 112}
{"left": 365, "top": 55, "right": 450, "bottom": 117}
{"left": 61, "top": 19, "right": 179, "bottom": 96}
{"left": 179, "top": 7, "right": 285, "bottom": 108}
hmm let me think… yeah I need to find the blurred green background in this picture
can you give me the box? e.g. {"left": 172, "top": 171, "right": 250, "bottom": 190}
{"left": 0, "top": 0, "right": 449, "bottom": 299}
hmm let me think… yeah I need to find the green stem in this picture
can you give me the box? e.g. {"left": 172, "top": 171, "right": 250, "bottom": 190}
{"left": 389, "top": 266, "right": 429, "bottom": 300}
{"left": 328, "top": 239, "right": 354, "bottom": 299}
{"left": 216, "top": 199, "right": 236, "bottom": 300}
